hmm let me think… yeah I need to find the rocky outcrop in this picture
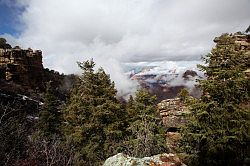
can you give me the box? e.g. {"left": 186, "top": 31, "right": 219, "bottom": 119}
{"left": 182, "top": 70, "right": 197, "bottom": 80}
{"left": 213, "top": 32, "right": 250, "bottom": 50}
{"left": 213, "top": 32, "right": 250, "bottom": 59}
{"left": 103, "top": 153, "right": 186, "bottom": 166}
{"left": 214, "top": 32, "right": 250, "bottom": 79}
{"left": 0, "top": 47, "right": 44, "bottom": 89}
{"left": 157, "top": 98, "right": 188, "bottom": 128}
{"left": 157, "top": 98, "right": 189, "bottom": 152}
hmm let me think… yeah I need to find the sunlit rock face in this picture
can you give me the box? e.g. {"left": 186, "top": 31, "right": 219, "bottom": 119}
{"left": 103, "top": 153, "right": 186, "bottom": 166}
{"left": 0, "top": 47, "right": 44, "bottom": 89}
{"left": 124, "top": 61, "right": 203, "bottom": 101}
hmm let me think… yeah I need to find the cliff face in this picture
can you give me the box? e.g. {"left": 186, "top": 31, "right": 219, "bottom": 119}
{"left": 0, "top": 45, "right": 77, "bottom": 102}
{"left": 0, "top": 48, "right": 44, "bottom": 89}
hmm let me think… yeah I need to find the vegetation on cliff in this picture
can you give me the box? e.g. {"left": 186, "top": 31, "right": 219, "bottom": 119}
{"left": 0, "top": 55, "right": 166, "bottom": 165}
{"left": 63, "top": 60, "right": 127, "bottom": 165}
{"left": 36, "top": 82, "right": 62, "bottom": 138}
{"left": 1, "top": 32, "right": 249, "bottom": 165}
{"left": 61, "top": 59, "right": 166, "bottom": 165}
{"left": 179, "top": 33, "right": 250, "bottom": 166}
{"left": 0, "top": 37, "right": 11, "bottom": 49}
{"left": 124, "top": 90, "right": 167, "bottom": 157}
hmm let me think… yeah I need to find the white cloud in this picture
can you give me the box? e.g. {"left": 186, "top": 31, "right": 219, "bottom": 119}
{"left": 2, "top": 0, "right": 250, "bottom": 94}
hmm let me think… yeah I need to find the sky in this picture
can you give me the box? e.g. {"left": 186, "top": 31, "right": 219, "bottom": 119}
{"left": 0, "top": 0, "right": 23, "bottom": 35}
{"left": 0, "top": 0, "right": 249, "bottom": 94}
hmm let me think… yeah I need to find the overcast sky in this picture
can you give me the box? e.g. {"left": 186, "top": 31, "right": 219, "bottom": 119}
{"left": 0, "top": 0, "right": 249, "bottom": 93}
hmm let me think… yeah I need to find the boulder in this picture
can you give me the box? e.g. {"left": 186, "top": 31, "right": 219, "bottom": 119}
{"left": 103, "top": 153, "right": 186, "bottom": 166}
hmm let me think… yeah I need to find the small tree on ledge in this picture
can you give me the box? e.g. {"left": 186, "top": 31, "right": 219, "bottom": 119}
{"left": 124, "top": 90, "right": 167, "bottom": 157}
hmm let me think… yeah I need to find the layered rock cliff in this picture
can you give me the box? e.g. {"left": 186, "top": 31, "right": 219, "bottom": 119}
{"left": 157, "top": 98, "right": 189, "bottom": 153}
{"left": 0, "top": 47, "right": 44, "bottom": 89}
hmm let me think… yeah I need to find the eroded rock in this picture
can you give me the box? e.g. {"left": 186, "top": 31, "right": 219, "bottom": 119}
{"left": 0, "top": 48, "right": 44, "bottom": 89}
{"left": 157, "top": 98, "right": 188, "bottom": 128}
{"left": 157, "top": 98, "right": 190, "bottom": 152}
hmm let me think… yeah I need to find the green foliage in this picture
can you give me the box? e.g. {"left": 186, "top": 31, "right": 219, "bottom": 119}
{"left": 36, "top": 82, "right": 62, "bottom": 138}
{"left": 0, "top": 38, "right": 7, "bottom": 45}
{"left": 246, "top": 25, "right": 250, "bottom": 33}
{"left": 124, "top": 90, "right": 167, "bottom": 157}
{"left": 0, "top": 58, "right": 169, "bottom": 165}
{"left": 63, "top": 59, "right": 127, "bottom": 165}
{"left": 178, "top": 88, "right": 189, "bottom": 102}
{"left": 180, "top": 34, "right": 250, "bottom": 166}
{"left": 0, "top": 37, "right": 12, "bottom": 49}
{"left": 28, "top": 82, "right": 73, "bottom": 165}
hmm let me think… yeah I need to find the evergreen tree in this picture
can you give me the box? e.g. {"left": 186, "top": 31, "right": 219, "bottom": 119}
{"left": 246, "top": 25, "right": 250, "bottom": 33}
{"left": 178, "top": 88, "right": 189, "bottom": 102}
{"left": 180, "top": 34, "right": 250, "bottom": 166}
{"left": 124, "top": 90, "right": 167, "bottom": 157}
{"left": 0, "top": 38, "right": 12, "bottom": 49}
{"left": 63, "top": 60, "right": 127, "bottom": 165}
{"left": 37, "top": 81, "right": 62, "bottom": 138}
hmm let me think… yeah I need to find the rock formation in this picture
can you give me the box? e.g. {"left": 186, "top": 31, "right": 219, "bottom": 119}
{"left": 214, "top": 32, "right": 250, "bottom": 51}
{"left": 157, "top": 98, "right": 188, "bottom": 128}
{"left": 182, "top": 70, "right": 197, "bottom": 80}
{"left": 0, "top": 47, "right": 44, "bottom": 89}
{"left": 157, "top": 98, "right": 189, "bottom": 153}
{"left": 103, "top": 153, "right": 186, "bottom": 166}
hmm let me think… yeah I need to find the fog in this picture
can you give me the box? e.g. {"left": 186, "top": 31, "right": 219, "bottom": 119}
{"left": 2, "top": 0, "right": 249, "bottom": 94}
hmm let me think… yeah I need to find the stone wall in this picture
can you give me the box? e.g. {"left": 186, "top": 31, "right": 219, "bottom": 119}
{"left": 0, "top": 48, "right": 44, "bottom": 89}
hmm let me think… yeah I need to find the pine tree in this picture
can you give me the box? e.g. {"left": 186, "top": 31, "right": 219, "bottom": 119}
{"left": 124, "top": 90, "right": 167, "bottom": 157}
{"left": 63, "top": 60, "right": 127, "bottom": 165}
{"left": 246, "top": 25, "right": 250, "bottom": 33}
{"left": 178, "top": 88, "right": 189, "bottom": 102}
{"left": 37, "top": 81, "right": 62, "bottom": 138}
{"left": 0, "top": 38, "right": 11, "bottom": 49}
{"left": 180, "top": 34, "right": 250, "bottom": 166}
